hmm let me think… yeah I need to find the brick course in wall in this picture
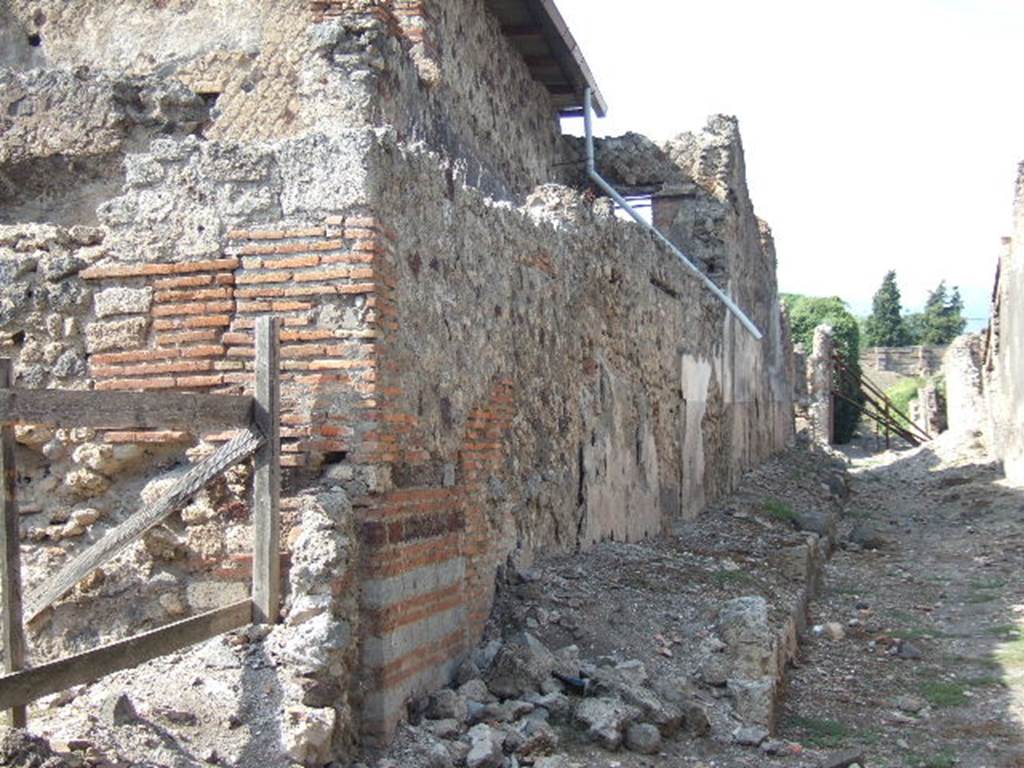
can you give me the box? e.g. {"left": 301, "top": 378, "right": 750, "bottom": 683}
{"left": 79, "top": 218, "right": 388, "bottom": 472}
{"left": 76, "top": 212, "right": 524, "bottom": 740}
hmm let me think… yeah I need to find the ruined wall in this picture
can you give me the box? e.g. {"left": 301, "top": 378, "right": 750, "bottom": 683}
{"left": 944, "top": 167, "right": 1024, "bottom": 482}
{"left": 352, "top": 125, "right": 794, "bottom": 738}
{"left": 1, "top": 0, "right": 795, "bottom": 761}
{"left": 942, "top": 334, "right": 986, "bottom": 436}
{"left": 2, "top": 0, "right": 565, "bottom": 211}
{"left": 371, "top": 0, "right": 568, "bottom": 197}
{"left": 861, "top": 345, "right": 945, "bottom": 391}
{"left": 807, "top": 326, "right": 835, "bottom": 446}
{"left": 982, "top": 171, "right": 1024, "bottom": 482}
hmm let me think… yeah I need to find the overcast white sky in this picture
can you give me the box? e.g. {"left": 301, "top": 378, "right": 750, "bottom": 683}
{"left": 556, "top": 0, "right": 1024, "bottom": 325}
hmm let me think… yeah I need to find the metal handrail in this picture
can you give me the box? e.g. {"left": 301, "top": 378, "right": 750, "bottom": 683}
{"left": 583, "top": 88, "right": 763, "bottom": 340}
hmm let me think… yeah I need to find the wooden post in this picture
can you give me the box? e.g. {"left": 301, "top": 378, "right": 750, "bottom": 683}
{"left": 884, "top": 401, "right": 891, "bottom": 449}
{"left": 0, "top": 360, "right": 26, "bottom": 727}
{"left": 252, "top": 318, "right": 281, "bottom": 625}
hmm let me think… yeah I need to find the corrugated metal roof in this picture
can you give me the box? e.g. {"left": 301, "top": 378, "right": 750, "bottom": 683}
{"left": 485, "top": 0, "right": 607, "bottom": 117}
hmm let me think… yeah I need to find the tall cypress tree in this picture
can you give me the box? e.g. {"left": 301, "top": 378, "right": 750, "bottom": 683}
{"left": 864, "top": 271, "right": 907, "bottom": 347}
{"left": 919, "top": 282, "right": 966, "bottom": 345}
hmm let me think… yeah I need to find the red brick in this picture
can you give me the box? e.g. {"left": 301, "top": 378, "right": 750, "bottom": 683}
{"left": 280, "top": 329, "right": 335, "bottom": 342}
{"left": 152, "top": 301, "right": 234, "bottom": 318}
{"left": 177, "top": 374, "right": 224, "bottom": 388}
{"left": 344, "top": 227, "right": 377, "bottom": 239}
{"left": 92, "top": 360, "right": 212, "bottom": 378}
{"left": 236, "top": 301, "right": 273, "bottom": 313}
{"left": 183, "top": 315, "right": 232, "bottom": 328}
{"left": 321, "top": 252, "right": 375, "bottom": 265}
{"left": 154, "top": 287, "right": 232, "bottom": 303}
{"left": 281, "top": 344, "right": 326, "bottom": 359}
{"left": 214, "top": 360, "right": 246, "bottom": 371}
{"left": 95, "top": 377, "right": 176, "bottom": 391}
{"left": 281, "top": 285, "right": 339, "bottom": 297}
{"left": 171, "top": 258, "right": 240, "bottom": 274}
{"left": 338, "top": 283, "right": 378, "bottom": 295}
{"left": 156, "top": 330, "right": 221, "bottom": 345}
{"left": 271, "top": 301, "right": 313, "bottom": 312}
{"left": 91, "top": 348, "right": 179, "bottom": 365}
{"left": 181, "top": 345, "right": 226, "bottom": 359}
{"left": 235, "top": 287, "right": 287, "bottom": 299}
{"left": 284, "top": 227, "right": 326, "bottom": 238}
{"left": 262, "top": 255, "right": 320, "bottom": 269}
{"left": 228, "top": 229, "right": 284, "bottom": 241}
{"left": 236, "top": 272, "right": 290, "bottom": 285}
{"left": 152, "top": 275, "right": 213, "bottom": 289}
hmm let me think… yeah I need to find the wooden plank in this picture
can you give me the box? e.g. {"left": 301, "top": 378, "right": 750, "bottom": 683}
{"left": 500, "top": 23, "right": 543, "bottom": 37}
{"left": 0, "top": 600, "right": 252, "bottom": 710}
{"left": 252, "top": 317, "right": 281, "bottom": 625}
{"left": 0, "top": 389, "right": 253, "bottom": 432}
{"left": 0, "top": 361, "right": 26, "bottom": 727}
{"left": 25, "top": 429, "right": 264, "bottom": 622}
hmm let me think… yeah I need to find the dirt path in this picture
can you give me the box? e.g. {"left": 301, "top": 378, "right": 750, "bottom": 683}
{"left": 782, "top": 432, "right": 1024, "bottom": 768}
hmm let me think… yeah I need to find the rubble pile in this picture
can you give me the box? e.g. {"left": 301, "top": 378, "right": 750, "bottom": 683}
{"left": 370, "top": 446, "right": 852, "bottom": 768}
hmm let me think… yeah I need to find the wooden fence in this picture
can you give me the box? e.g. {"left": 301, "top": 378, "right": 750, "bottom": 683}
{"left": 0, "top": 317, "right": 281, "bottom": 726}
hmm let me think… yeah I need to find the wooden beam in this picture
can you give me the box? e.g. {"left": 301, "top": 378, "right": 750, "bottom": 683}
{"left": 0, "top": 389, "right": 253, "bottom": 432}
{"left": 522, "top": 55, "right": 559, "bottom": 67}
{"left": 252, "top": 317, "right": 281, "bottom": 625}
{"left": 0, "top": 600, "right": 252, "bottom": 710}
{"left": 501, "top": 23, "right": 543, "bottom": 37}
{"left": 0, "top": 361, "right": 26, "bottom": 727}
{"left": 25, "top": 428, "right": 264, "bottom": 622}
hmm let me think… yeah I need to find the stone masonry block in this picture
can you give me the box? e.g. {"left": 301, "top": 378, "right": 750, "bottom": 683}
{"left": 85, "top": 317, "right": 150, "bottom": 353}
{"left": 94, "top": 287, "right": 154, "bottom": 318}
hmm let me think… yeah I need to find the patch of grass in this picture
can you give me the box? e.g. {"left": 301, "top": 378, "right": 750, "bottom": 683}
{"left": 885, "top": 377, "right": 925, "bottom": 429}
{"left": 996, "top": 633, "right": 1024, "bottom": 669}
{"left": 787, "top": 715, "right": 852, "bottom": 749}
{"left": 963, "top": 674, "right": 1005, "bottom": 688}
{"left": 856, "top": 726, "right": 884, "bottom": 747}
{"left": 969, "top": 578, "right": 1007, "bottom": 590}
{"left": 919, "top": 680, "right": 969, "bottom": 708}
{"left": 762, "top": 498, "right": 797, "bottom": 523}
{"left": 983, "top": 624, "right": 1021, "bottom": 638}
{"left": 945, "top": 653, "right": 1002, "bottom": 671}
{"left": 965, "top": 592, "right": 999, "bottom": 604}
{"left": 899, "top": 626, "right": 958, "bottom": 640}
{"left": 906, "top": 748, "right": 957, "bottom": 768}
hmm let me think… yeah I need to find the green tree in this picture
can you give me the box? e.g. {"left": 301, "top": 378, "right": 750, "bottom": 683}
{"left": 863, "top": 271, "right": 908, "bottom": 347}
{"left": 783, "top": 294, "right": 865, "bottom": 444}
{"left": 903, "top": 312, "right": 925, "bottom": 345}
{"left": 919, "top": 281, "right": 967, "bottom": 345}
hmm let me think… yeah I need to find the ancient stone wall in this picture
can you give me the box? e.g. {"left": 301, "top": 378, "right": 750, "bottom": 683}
{"left": 861, "top": 345, "right": 945, "bottom": 392}
{"left": 1, "top": 0, "right": 795, "bottom": 761}
{"left": 352, "top": 128, "right": 794, "bottom": 738}
{"left": 982, "top": 172, "right": 1024, "bottom": 482}
{"left": 942, "top": 334, "right": 986, "bottom": 437}
{"left": 944, "top": 167, "right": 1024, "bottom": 483}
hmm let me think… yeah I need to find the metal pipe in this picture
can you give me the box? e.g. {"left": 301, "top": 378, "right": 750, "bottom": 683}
{"left": 583, "top": 89, "right": 763, "bottom": 341}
